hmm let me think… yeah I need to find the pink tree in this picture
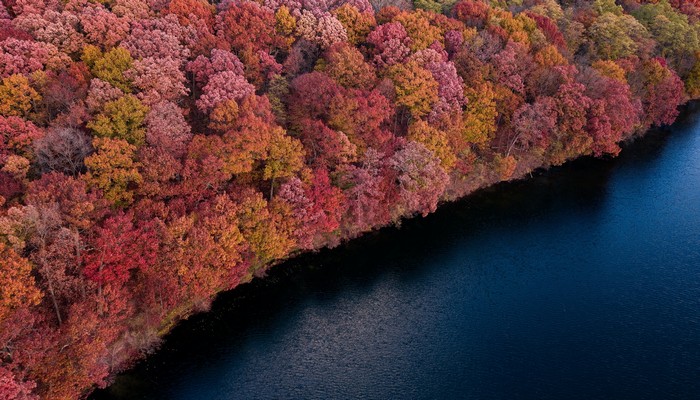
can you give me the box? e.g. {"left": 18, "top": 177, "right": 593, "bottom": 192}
{"left": 111, "top": 0, "right": 152, "bottom": 19}
{"left": 121, "top": 16, "right": 195, "bottom": 62}
{"left": 491, "top": 41, "right": 532, "bottom": 96}
{"left": 0, "top": 366, "right": 38, "bottom": 400}
{"left": 388, "top": 139, "right": 449, "bottom": 217}
{"left": 296, "top": 11, "right": 348, "bottom": 49}
{"left": 366, "top": 22, "right": 413, "bottom": 68}
{"left": 289, "top": 71, "right": 342, "bottom": 123}
{"left": 13, "top": 10, "right": 85, "bottom": 55}
{"left": 144, "top": 101, "right": 192, "bottom": 158}
{"left": 509, "top": 96, "right": 557, "bottom": 157}
{"left": 580, "top": 70, "right": 641, "bottom": 156}
{"left": 425, "top": 60, "right": 465, "bottom": 122}
{"left": 186, "top": 48, "right": 245, "bottom": 87}
{"left": 79, "top": 6, "right": 130, "bottom": 49}
{"left": 0, "top": 116, "right": 43, "bottom": 159}
{"left": 0, "top": 38, "right": 70, "bottom": 78}
{"left": 339, "top": 148, "right": 393, "bottom": 235}
{"left": 125, "top": 57, "right": 189, "bottom": 105}
{"left": 85, "top": 79, "right": 123, "bottom": 113}
{"left": 195, "top": 71, "right": 255, "bottom": 114}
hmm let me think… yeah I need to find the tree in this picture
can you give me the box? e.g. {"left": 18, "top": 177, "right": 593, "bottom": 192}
{"left": 234, "top": 189, "right": 294, "bottom": 267}
{"left": 548, "top": 73, "right": 593, "bottom": 165}
{"left": 187, "top": 49, "right": 245, "bottom": 87}
{"left": 326, "top": 88, "right": 394, "bottom": 151}
{"left": 389, "top": 139, "right": 449, "bottom": 218}
{"left": 125, "top": 57, "right": 189, "bottom": 105}
{"left": 83, "top": 138, "right": 143, "bottom": 207}
{"left": 196, "top": 71, "right": 255, "bottom": 114}
{"left": 320, "top": 43, "right": 377, "bottom": 89}
{"left": 13, "top": 10, "right": 85, "bottom": 55}
{"left": 278, "top": 168, "right": 346, "bottom": 249}
{"left": 121, "top": 22, "right": 191, "bottom": 61}
{"left": 425, "top": 60, "right": 465, "bottom": 121}
{"left": 490, "top": 40, "right": 531, "bottom": 95}
{"left": 586, "top": 13, "right": 651, "bottom": 60}
{"left": 144, "top": 101, "right": 192, "bottom": 158}
{"left": 393, "top": 10, "right": 444, "bottom": 51}
{"left": 338, "top": 149, "right": 393, "bottom": 235}
{"left": 26, "top": 172, "right": 106, "bottom": 231}
{"left": 161, "top": 196, "right": 246, "bottom": 302}
{"left": 332, "top": 4, "right": 376, "bottom": 45}
{"left": 509, "top": 96, "right": 557, "bottom": 158}
{"left": 214, "top": 2, "right": 283, "bottom": 53}
{"left": 34, "top": 127, "right": 93, "bottom": 175}
{"left": 0, "top": 243, "right": 42, "bottom": 323}
{"left": 110, "top": 0, "right": 151, "bottom": 18}
{"left": 79, "top": 6, "right": 130, "bottom": 49}
{"left": 526, "top": 12, "right": 566, "bottom": 51}
{"left": 40, "top": 64, "right": 90, "bottom": 119}
{"left": 407, "top": 120, "right": 456, "bottom": 169}
{"left": 295, "top": 119, "right": 357, "bottom": 168}
{"left": 580, "top": 70, "right": 641, "bottom": 156}
{"left": 366, "top": 22, "right": 412, "bottom": 68}
{"left": 82, "top": 46, "right": 133, "bottom": 92}
{"left": 0, "top": 75, "right": 41, "bottom": 117}
{"left": 264, "top": 129, "right": 305, "bottom": 198}
{"left": 296, "top": 11, "right": 348, "bottom": 49}
{"left": 289, "top": 71, "right": 342, "bottom": 125}
{"left": 0, "top": 366, "right": 38, "bottom": 400}
{"left": 0, "top": 116, "right": 42, "bottom": 159}
{"left": 642, "top": 60, "right": 685, "bottom": 127}
{"left": 387, "top": 61, "right": 439, "bottom": 118}
{"left": 452, "top": 0, "right": 490, "bottom": 28}
{"left": 85, "top": 79, "right": 124, "bottom": 113}
{"left": 83, "top": 213, "right": 157, "bottom": 288}
{"left": 634, "top": 0, "right": 700, "bottom": 74}
{"left": 87, "top": 95, "right": 149, "bottom": 147}
{"left": 208, "top": 99, "right": 239, "bottom": 132}
{"left": 179, "top": 135, "right": 230, "bottom": 204}
{"left": 165, "top": 0, "right": 215, "bottom": 27}
{"left": 0, "top": 38, "right": 70, "bottom": 78}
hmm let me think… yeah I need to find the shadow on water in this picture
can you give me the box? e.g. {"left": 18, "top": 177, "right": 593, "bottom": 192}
{"left": 91, "top": 102, "right": 699, "bottom": 400}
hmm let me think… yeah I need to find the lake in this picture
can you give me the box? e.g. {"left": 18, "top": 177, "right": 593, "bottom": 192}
{"left": 92, "top": 103, "right": 700, "bottom": 400}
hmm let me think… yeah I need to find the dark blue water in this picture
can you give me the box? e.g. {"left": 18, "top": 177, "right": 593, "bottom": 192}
{"left": 92, "top": 104, "right": 700, "bottom": 400}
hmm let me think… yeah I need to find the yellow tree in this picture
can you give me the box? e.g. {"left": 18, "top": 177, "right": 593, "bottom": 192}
{"left": 87, "top": 94, "right": 149, "bottom": 146}
{"left": 264, "top": 129, "right": 305, "bottom": 198}
{"left": 0, "top": 75, "right": 41, "bottom": 117}
{"left": 462, "top": 82, "right": 497, "bottom": 146}
{"left": 0, "top": 243, "right": 42, "bottom": 322}
{"left": 333, "top": 4, "right": 376, "bottom": 45}
{"left": 83, "top": 138, "right": 143, "bottom": 207}
{"left": 82, "top": 45, "right": 134, "bottom": 92}
{"left": 235, "top": 189, "right": 295, "bottom": 268}
{"left": 388, "top": 61, "right": 439, "bottom": 119}
{"left": 407, "top": 120, "right": 456, "bottom": 170}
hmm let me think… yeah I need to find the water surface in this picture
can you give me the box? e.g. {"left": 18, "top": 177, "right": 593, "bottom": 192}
{"left": 92, "top": 104, "right": 700, "bottom": 400}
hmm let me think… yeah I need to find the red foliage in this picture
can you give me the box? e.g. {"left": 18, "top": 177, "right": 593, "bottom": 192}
{"left": 0, "top": 0, "right": 694, "bottom": 397}
{"left": 83, "top": 213, "right": 158, "bottom": 287}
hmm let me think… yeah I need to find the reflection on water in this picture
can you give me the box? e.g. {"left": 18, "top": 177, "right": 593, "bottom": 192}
{"left": 92, "top": 103, "right": 700, "bottom": 400}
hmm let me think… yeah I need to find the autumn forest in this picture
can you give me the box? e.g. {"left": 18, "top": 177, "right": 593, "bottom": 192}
{"left": 0, "top": 0, "right": 697, "bottom": 397}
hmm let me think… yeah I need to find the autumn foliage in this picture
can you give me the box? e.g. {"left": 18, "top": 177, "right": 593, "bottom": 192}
{"left": 0, "top": 0, "right": 695, "bottom": 397}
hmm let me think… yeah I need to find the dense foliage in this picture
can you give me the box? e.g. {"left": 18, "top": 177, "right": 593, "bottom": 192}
{"left": 0, "top": 0, "right": 696, "bottom": 397}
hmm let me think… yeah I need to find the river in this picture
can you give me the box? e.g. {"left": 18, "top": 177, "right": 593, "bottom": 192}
{"left": 91, "top": 103, "right": 700, "bottom": 400}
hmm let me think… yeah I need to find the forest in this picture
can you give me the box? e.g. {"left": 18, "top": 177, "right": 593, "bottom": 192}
{"left": 0, "top": 0, "right": 697, "bottom": 397}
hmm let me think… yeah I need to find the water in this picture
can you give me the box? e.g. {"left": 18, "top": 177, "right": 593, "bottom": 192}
{"left": 92, "top": 104, "right": 700, "bottom": 400}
